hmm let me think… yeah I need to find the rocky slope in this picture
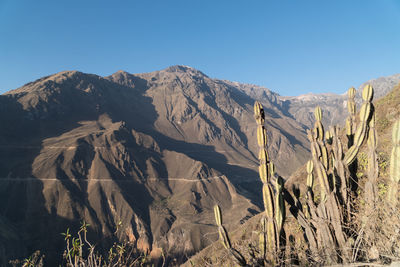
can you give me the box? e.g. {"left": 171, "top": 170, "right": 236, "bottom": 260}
{"left": 0, "top": 66, "right": 309, "bottom": 265}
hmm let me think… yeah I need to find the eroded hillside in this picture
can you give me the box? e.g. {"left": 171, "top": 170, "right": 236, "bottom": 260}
{"left": 0, "top": 66, "right": 309, "bottom": 265}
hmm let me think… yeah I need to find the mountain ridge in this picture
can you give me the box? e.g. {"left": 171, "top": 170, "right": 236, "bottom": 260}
{"left": 0, "top": 65, "right": 398, "bottom": 265}
{"left": 0, "top": 65, "right": 307, "bottom": 265}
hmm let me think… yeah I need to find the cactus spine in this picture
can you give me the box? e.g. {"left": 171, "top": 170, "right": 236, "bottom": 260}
{"left": 388, "top": 119, "right": 400, "bottom": 205}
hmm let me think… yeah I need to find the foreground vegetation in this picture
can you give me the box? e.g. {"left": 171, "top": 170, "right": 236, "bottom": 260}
{"left": 10, "top": 221, "right": 156, "bottom": 266}
{"left": 211, "top": 84, "right": 400, "bottom": 266}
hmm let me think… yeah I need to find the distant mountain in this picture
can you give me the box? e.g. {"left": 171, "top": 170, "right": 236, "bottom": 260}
{"left": 0, "top": 66, "right": 309, "bottom": 264}
{"left": 279, "top": 74, "right": 400, "bottom": 129}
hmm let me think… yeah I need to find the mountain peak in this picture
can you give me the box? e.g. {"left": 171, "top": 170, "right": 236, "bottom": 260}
{"left": 4, "top": 70, "right": 87, "bottom": 95}
{"left": 46, "top": 70, "right": 85, "bottom": 81}
{"left": 109, "top": 70, "right": 134, "bottom": 79}
{"left": 114, "top": 70, "right": 130, "bottom": 75}
{"left": 163, "top": 65, "right": 208, "bottom": 77}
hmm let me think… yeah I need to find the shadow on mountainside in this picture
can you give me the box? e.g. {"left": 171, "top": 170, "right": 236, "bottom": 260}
{"left": 0, "top": 74, "right": 265, "bottom": 265}
{"left": 0, "top": 81, "right": 159, "bottom": 264}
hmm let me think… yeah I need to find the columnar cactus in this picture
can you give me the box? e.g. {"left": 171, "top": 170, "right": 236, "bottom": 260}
{"left": 308, "top": 129, "right": 330, "bottom": 202}
{"left": 344, "top": 85, "right": 373, "bottom": 165}
{"left": 331, "top": 125, "right": 348, "bottom": 204}
{"left": 213, "top": 205, "right": 246, "bottom": 266}
{"left": 365, "top": 111, "right": 378, "bottom": 206}
{"left": 346, "top": 87, "right": 356, "bottom": 148}
{"left": 254, "top": 101, "right": 286, "bottom": 261}
{"left": 306, "top": 160, "right": 314, "bottom": 190}
{"left": 314, "top": 106, "right": 324, "bottom": 141}
{"left": 314, "top": 107, "right": 329, "bottom": 169}
{"left": 299, "top": 86, "right": 377, "bottom": 263}
{"left": 214, "top": 205, "right": 230, "bottom": 249}
{"left": 388, "top": 119, "right": 400, "bottom": 205}
{"left": 255, "top": 101, "right": 270, "bottom": 184}
{"left": 275, "top": 176, "right": 285, "bottom": 235}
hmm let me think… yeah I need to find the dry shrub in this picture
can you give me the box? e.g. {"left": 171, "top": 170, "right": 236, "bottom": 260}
{"left": 354, "top": 192, "right": 400, "bottom": 264}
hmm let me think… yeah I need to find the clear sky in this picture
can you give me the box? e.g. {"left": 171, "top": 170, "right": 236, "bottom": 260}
{"left": 0, "top": 0, "right": 399, "bottom": 96}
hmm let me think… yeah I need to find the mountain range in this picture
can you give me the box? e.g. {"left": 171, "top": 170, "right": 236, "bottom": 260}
{"left": 0, "top": 65, "right": 398, "bottom": 265}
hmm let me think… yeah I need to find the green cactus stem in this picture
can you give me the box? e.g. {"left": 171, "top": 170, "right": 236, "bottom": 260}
{"left": 213, "top": 205, "right": 247, "bottom": 266}
{"left": 314, "top": 106, "right": 325, "bottom": 141}
{"left": 343, "top": 85, "right": 374, "bottom": 165}
{"left": 269, "top": 162, "right": 276, "bottom": 178}
{"left": 365, "top": 111, "right": 378, "bottom": 206}
{"left": 275, "top": 176, "right": 285, "bottom": 235}
{"left": 254, "top": 101, "right": 279, "bottom": 261}
{"left": 306, "top": 160, "right": 314, "bottom": 190}
{"left": 214, "top": 205, "right": 230, "bottom": 249}
{"left": 259, "top": 216, "right": 267, "bottom": 259}
{"left": 346, "top": 87, "right": 356, "bottom": 147}
{"left": 388, "top": 119, "right": 400, "bottom": 205}
{"left": 308, "top": 129, "right": 330, "bottom": 202}
{"left": 325, "top": 130, "right": 333, "bottom": 145}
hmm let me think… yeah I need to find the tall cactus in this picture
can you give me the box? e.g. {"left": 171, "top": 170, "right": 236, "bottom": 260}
{"left": 299, "top": 87, "right": 378, "bottom": 262}
{"left": 365, "top": 111, "right": 378, "bottom": 207}
{"left": 255, "top": 102, "right": 275, "bottom": 249}
{"left": 275, "top": 176, "right": 285, "bottom": 235}
{"left": 306, "top": 160, "right": 314, "bottom": 190}
{"left": 308, "top": 128, "right": 330, "bottom": 202}
{"left": 388, "top": 119, "right": 400, "bottom": 205}
{"left": 346, "top": 87, "right": 356, "bottom": 148}
{"left": 344, "top": 85, "right": 373, "bottom": 165}
{"left": 314, "top": 107, "right": 328, "bottom": 169}
{"left": 255, "top": 101, "right": 270, "bottom": 184}
{"left": 314, "top": 106, "right": 324, "bottom": 141}
{"left": 254, "top": 101, "right": 286, "bottom": 262}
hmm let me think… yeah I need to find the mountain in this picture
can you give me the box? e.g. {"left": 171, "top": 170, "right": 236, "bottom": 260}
{"left": 0, "top": 66, "right": 310, "bottom": 265}
{"left": 278, "top": 74, "right": 400, "bottom": 129}
{"left": 1, "top": 65, "right": 397, "bottom": 265}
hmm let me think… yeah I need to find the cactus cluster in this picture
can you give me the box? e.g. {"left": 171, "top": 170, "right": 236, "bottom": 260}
{"left": 256, "top": 85, "right": 377, "bottom": 263}
{"left": 213, "top": 83, "right": 400, "bottom": 265}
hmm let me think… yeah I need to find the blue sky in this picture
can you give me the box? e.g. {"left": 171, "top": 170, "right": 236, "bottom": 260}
{"left": 0, "top": 1, "right": 399, "bottom": 96}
